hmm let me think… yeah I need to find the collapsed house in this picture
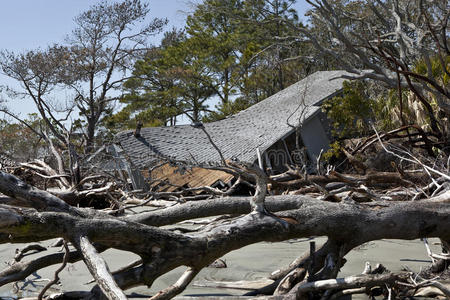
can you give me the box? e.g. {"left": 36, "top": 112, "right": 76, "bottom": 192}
{"left": 115, "top": 70, "right": 354, "bottom": 190}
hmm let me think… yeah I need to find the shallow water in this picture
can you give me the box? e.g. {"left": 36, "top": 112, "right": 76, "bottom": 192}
{"left": 0, "top": 236, "right": 440, "bottom": 299}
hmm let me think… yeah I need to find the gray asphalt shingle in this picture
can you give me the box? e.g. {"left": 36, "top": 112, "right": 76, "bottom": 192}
{"left": 116, "top": 70, "right": 351, "bottom": 168}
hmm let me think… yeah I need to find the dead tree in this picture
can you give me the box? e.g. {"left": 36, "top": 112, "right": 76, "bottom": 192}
{"left": 299, "top": 0, "right": 449, "bottom": 137}
{"left": 0, "top": 165, "right": 449, "bottom": 299}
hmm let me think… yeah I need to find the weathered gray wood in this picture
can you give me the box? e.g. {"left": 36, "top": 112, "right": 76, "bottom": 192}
{"left": 174, "top": 297, "right": 292, "bottom": 300}
{"left": 150, "top": 267, "right": 199, "bottom": 300}
{"left": 193, "top": 279, "right": 275, "bottom": 290}
{"left": 75, "top": 235, "right": 127, "bottom": 300}
{"left": 1, "top": 192, "right": 450, "bottom": 282}
{"left": 0, "top": 246, "right": 83, "bottom": 287}
{"left": 430, "top": 281, "right": 450, "bottom": 298}
{"left": 0, "top": 171, "right": 75, "bottom": 213}
{"left": 0, "top": 168, "right": 449, "bottom": 298}
{"left": 125, "top": 195, "right": 305, "bottom": 226}
{"left": 294, "top": 272, "right": 409, "bottom": 298}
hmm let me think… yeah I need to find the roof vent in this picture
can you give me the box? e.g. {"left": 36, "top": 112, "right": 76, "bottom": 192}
{"left": 134, "top": 121, "right": 143, "bottom": 138}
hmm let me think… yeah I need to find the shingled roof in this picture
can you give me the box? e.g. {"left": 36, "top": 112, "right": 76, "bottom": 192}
{"left": 116, "top": 70, "right": 351, "bottom": 169}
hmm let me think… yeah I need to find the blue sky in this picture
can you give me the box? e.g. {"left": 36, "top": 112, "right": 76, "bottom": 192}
{"left": 0, "top": 0, "right": 195, "bottom": 117}
{"left": 0, "top": 0, "right": 309, "bottom": 117}
{"left": 0, "top": 0, "right": 192, "bottom": 51}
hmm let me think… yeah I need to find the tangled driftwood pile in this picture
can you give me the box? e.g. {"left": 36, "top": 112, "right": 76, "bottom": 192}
{"left": 0, "top": 134, "right": 449, "bottom": 299}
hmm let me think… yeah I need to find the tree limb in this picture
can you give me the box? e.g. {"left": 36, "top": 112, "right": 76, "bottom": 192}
{"left": 150, "top": 267, "right": 199, "bottom": 300}
{"left": 74, "top": 235, "right": 127, "bottom": 300}
{"left": 38, "top": 240, "right": 69, "bottom": 300}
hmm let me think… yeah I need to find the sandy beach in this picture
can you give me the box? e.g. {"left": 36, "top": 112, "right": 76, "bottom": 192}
{"left": 0, "top": 236, "right": 440, "bottom": 299}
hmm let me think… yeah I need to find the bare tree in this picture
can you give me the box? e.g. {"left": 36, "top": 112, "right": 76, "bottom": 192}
{"left": 0, "top": 0, "right": 167, "bottom": 153}
{"left": 0, "top": 152, "right": 449, "bottom": 299}
{"left": 0, "top": 0, "right": 166, "bottom": 189}
{"left": 300, "top": 0, "right": 449, "bottom": 137}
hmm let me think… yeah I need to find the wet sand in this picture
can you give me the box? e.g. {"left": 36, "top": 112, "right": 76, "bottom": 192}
{"left": 0, "top": 236, "right": 440, "bottom": 299}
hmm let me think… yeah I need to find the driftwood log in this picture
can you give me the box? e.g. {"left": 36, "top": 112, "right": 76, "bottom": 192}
{"left": 0, "top": 170, "right": 449, "bottom": 299}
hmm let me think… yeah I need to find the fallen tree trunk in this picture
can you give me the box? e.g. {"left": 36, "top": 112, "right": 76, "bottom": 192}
{"left": 270, "top": 170, "right": 427, "bottom": 189}
{"left": 0, "top": 170, "right": 449, "bottom": 298}
{"left": 1, "top": 196, "right": 449, "bottom": 296}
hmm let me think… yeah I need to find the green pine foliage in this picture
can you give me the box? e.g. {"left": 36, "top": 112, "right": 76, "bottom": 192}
{"left": 322, "top": 80, "right": 376, "bottom": 138}
{"left": 108, "top": 0, "right": 315, "bottom": 128}
{"left": 322, "top": 80, "right": 409, "bottom": 139}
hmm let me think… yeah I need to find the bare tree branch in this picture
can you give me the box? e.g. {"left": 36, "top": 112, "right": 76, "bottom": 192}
{"left": 74, "top": 235, "right": 127, "bottom": 300}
